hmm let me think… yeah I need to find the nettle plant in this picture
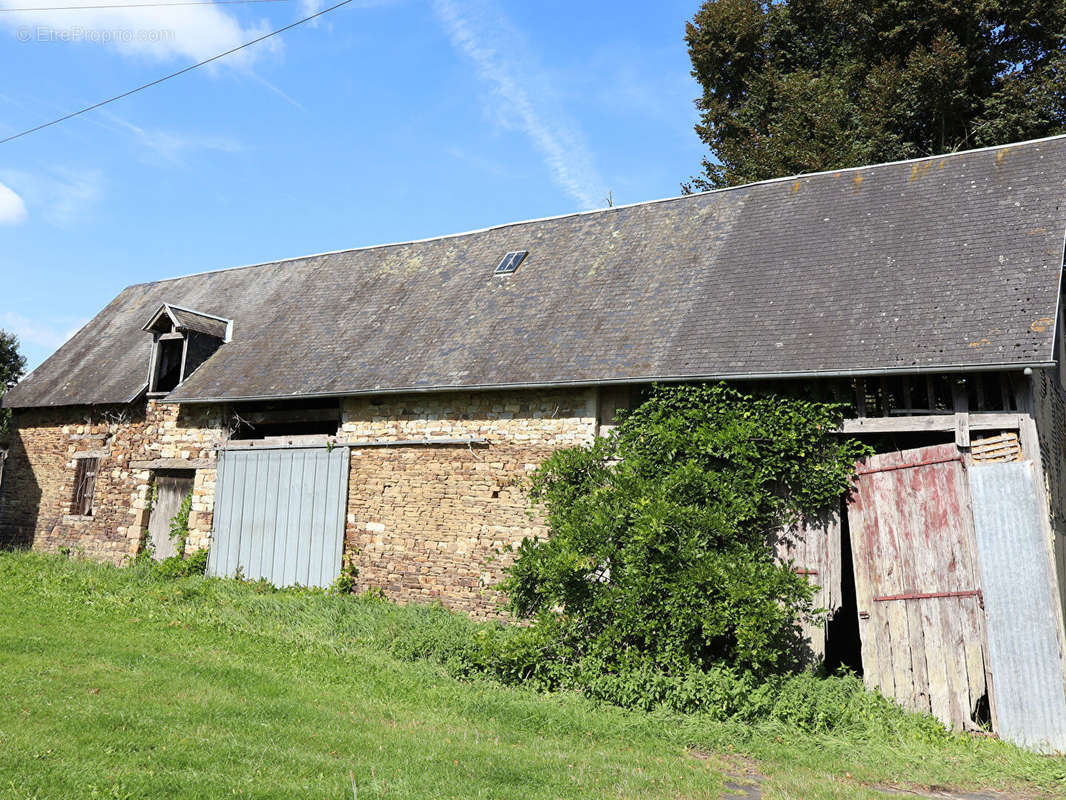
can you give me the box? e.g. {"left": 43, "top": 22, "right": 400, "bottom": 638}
{"left": 169, "top": 490, "right": 193, "bottom": 559}
{"left": 502, "top": 383, "right": 870, "bottom": 679}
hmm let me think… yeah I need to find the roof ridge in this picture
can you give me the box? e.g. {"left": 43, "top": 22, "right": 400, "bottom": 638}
{"left": 129, "top": 132, "right": 1066, "bottom": 288}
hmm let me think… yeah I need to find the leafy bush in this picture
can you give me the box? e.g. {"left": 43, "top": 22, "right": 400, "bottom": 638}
{"left": 150, "top": 548, "right": 208, "bottom": 579}
{"left": 502, "top": 383, "right": 870, "bottom": 678}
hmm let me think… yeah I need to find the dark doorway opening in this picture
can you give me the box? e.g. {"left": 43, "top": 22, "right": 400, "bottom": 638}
{"left": 824, "top": 497, "right": 863, "bottom": 676}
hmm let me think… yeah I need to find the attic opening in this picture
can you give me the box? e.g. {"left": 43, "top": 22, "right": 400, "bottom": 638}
{"left": 143, "top": 304, "right": 231, "bottom": 397}
{"left": 227, "top": 398, "right": 341, "bottom": 441}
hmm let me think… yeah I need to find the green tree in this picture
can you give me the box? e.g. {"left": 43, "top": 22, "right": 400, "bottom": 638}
{"left": 0, "top": 330, "right": 27, "bottom": 437}
{"left": 685, "top": 1, "right": 1066, "bottom": 190}
{"left": 502, "top": 383, "right": 870, "bottom": 678}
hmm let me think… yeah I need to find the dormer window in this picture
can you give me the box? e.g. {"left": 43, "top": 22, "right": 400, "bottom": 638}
{"left": 142, "top": 304, "right": 232, "bottom": 397}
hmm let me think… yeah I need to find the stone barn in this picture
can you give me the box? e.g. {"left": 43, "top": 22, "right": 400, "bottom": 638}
{"left": 4, "top": 136, "right": 1066, "bottom": 749}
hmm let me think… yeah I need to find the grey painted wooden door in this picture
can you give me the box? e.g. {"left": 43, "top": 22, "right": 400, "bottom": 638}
{"left": 208, "top": 447, "right": 349, "bottom": 588}
{"left": 148, "top": 473, "right": 194, "bottom": 560}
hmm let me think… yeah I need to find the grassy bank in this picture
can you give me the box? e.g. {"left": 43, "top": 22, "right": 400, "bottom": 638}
{"left": 0, "top": 551, "right": 1063, "bottom": 799}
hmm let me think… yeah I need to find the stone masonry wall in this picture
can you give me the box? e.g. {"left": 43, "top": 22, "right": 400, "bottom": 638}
{"left": 340, "top": 388, "right": 598, "bottom": 617}
{"left": 1, "top": 389, "right": 600, "bottom": 618}
{"left": 0, "top": 401, "right": 225, "bottom": 562}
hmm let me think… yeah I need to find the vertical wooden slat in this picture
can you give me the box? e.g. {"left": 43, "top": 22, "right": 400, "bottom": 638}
{"left": 260, "top": 451, "right": 282, "bottom": 581}
{"left": 206, "top": 452, "right": 224, "bottom": 576}
{"left": 237, "top": 451, "right": 261, "bottom": 577}
{"left": 226, "top": 450, "right": 247, "bottom": 576}
{"left": 283, "top": 450, "right": 306, "bottom": 587}
{"left": 272, "top": 452, "right": 293, "bottom": 585}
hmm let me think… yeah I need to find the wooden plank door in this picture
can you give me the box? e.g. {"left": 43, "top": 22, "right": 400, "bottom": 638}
{"left": 772, "top": 512, "right": 842, "bottom": 662}
{"left": 148, "top": 473, "right": 195, "bottom": 560}
{"left": 847, "top": 443, "right": 989, "bottom": 731}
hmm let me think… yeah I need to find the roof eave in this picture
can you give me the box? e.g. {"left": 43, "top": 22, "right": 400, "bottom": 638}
{"left": 161, "top": 359, "right": 1059, "bottom": 405}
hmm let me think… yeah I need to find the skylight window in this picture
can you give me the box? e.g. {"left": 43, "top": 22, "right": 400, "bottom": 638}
{"left": 494, "top": 250, "right": 528, "bottom": 275}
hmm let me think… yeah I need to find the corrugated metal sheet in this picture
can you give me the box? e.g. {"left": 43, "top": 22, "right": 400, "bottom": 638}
{"left": 970, "top": 462, "right": 1066, "bottom": 753}
{"left": 208, "top": 446, "right": 349, "bottom": 588}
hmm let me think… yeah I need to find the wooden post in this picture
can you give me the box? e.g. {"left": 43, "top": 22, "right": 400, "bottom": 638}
{"left": 954, "top": 381, "right": 970, "bottom": 450}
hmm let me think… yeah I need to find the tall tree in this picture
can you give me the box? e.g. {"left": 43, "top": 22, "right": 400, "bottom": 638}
{"left": 0, "top": 330, "right": 26, "bottom": 438}
{"left": 685, "top": 1, "right": 1066, "bottom": 190}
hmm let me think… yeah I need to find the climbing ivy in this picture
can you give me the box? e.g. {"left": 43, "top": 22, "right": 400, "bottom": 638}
{"left": 502, "top": 382, "right": 871, "bottom": 678}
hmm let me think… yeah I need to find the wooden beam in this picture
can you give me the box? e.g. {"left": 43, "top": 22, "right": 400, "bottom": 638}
{"left": 840, "top": 413, "right": 1020, "bottom": 435}
{"left": 219, "top": 436, "right": 489, "bottom": 451}
{"left": 129, "top": 458, "right": 213, "bottom": 470}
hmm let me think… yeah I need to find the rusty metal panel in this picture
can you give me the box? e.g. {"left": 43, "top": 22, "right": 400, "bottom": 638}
{"left": 208, "top": 446, "right": 349, "bottom": 588}
{"left": 970, "top": 462, "right": 1066, "bottom": 753}
{"left": 847, "top": 443, "right": 989, "bottom": 731}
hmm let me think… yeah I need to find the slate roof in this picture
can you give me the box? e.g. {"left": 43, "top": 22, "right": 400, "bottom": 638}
{"left": 6, "top": 136, "right": 1066, "bottom": 409}
{"left": 170, "top": 308, "right": 230, "bottom": 340}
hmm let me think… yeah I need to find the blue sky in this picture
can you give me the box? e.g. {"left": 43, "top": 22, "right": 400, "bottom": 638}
{"left": 0, "top": 0, "right": 706, "bottom": 370}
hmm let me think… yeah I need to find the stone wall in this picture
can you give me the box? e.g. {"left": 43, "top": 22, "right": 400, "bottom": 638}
{"left": 0, "top": 388, "right": 601, "bottom": 617}
{"left": 340, "top": 388, "right": 598, "bottom": 616}
{"left": 0, "top": 401, "right": 224, "bottom": 562}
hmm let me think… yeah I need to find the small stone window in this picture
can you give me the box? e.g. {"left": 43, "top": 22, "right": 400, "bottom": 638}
{"left": 71, "top": 457, "right": 100, "bottom": 516}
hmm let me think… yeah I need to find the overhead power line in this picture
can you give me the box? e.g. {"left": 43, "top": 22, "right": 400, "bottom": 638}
{"left": 1, "top": 0, "right": 289, "bottom": 11}
{"left": 0, "top": 0, "right": 353, "bottom": 146}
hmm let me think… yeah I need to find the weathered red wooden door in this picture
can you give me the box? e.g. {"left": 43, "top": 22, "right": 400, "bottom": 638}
{"left": 847, "top": 443, "right": 990, "bottom": 731}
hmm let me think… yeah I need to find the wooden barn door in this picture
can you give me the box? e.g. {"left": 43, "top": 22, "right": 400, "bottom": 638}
{"left": 148, "top": 472, "right": 195, "bottom": 561}
{"left": 847, "top": 443, "right": 990, "bottom": 731}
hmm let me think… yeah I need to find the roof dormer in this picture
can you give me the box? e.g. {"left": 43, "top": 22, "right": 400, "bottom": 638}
{"left": 143, "top": 303, "right": 232, "bottom": 397}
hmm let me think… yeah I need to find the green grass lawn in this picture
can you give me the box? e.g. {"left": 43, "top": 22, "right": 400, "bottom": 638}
{"left": 0, "top": 552, "right": 1064, "bottom": 799}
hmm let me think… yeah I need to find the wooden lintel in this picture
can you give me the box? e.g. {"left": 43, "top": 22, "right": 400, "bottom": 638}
{"left": 73, "top": 450, "right": 108, "bottom": 460}
{"left": 840, "top": 413, "right": 1020, "bottom": 435}
{"left": 220, "top": 436, "right": 489, "bottom": 451}
{"left": 347, "top": 438, "right": 489, "bottom": 448}
{"left": 221, "top": 434, "right": 337, "bottom": 450}
{"left": 129, "top": 458, "right": 213, "bottom": 470}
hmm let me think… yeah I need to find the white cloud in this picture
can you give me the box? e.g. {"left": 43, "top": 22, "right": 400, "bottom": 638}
{"left": 0, "top": 312, "right": 86, "bottom": 352}
{"left": 0, "top": 180, "right": 27, "bottom": 224}
{"left": 98, "top": 110, "right": 243, "bottom": 164}
{"left": 0, "top": 168, "right": 102, "bottom": 226}
{"left": 432, "top": 0, "right": 605, "bottom": 209}
{"left": 0, "top": 1, "right": 274, "bottom": 68}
